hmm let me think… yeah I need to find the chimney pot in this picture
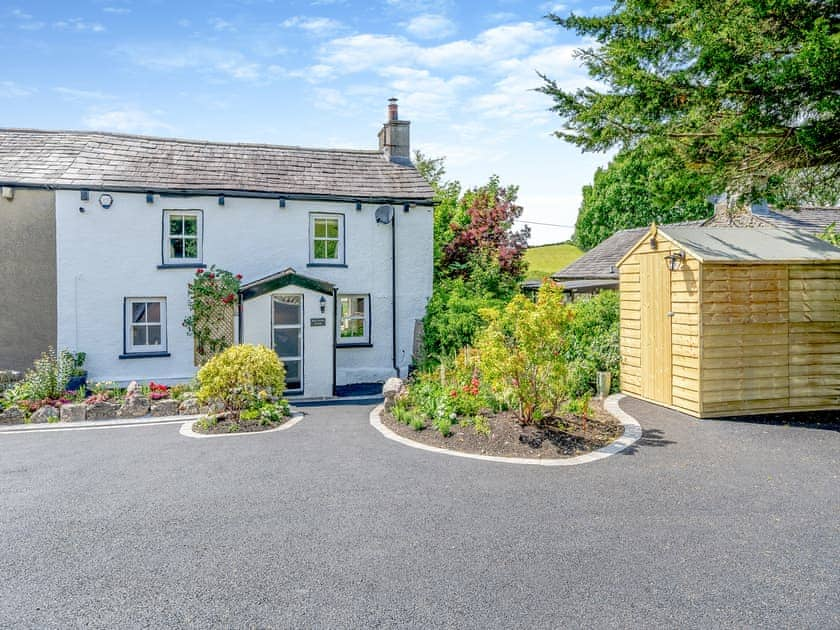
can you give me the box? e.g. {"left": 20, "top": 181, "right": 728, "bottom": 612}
{"left": 387, "top": 97, "right": 398, "bottom": 121}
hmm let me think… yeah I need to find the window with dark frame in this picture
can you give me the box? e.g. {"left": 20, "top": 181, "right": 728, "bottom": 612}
{"left": 164, "top": 211, "right": 201, "bottom": 264}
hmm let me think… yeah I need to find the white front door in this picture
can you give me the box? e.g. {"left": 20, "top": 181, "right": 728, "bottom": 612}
{"left": 272, "top": 295, "right": 303, "bottom": 392}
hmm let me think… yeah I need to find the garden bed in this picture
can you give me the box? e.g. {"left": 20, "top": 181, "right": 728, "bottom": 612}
{"left": 192, "top": 411, "right": 290, "bottom": 434}
{"left": 381, "top": 399, "right": 622, "bottom": 459}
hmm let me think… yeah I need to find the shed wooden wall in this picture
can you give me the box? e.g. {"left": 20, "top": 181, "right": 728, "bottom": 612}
{"left": 621, "top": 246, "right": 840, "bottom": 417}
{"left": 619, "top": 240, "right": 702, "bottom": 416}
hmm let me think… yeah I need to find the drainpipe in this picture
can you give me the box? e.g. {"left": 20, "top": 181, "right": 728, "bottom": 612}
{"left": 332, "top": 287, "right": 337, "bottom": 396}
{"left": 392, "top": 213, "right": 399, "bottom": 377}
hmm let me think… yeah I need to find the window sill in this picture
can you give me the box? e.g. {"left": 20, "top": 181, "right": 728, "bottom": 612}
{"left": 336, "top": 342, "right": 372, "bottom": 348}
{"left": 119, "top": 352, "right": 171, "bottom": 360}
{"left": 157, "top": 263, "right": 205, "bottom": 269}
{"left": 307, "top": 262, "right": 347, "bottom": 268}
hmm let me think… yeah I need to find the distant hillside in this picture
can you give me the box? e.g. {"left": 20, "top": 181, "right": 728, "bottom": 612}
{"left": 523, "top": 242, "right": 584, "bottom": 281}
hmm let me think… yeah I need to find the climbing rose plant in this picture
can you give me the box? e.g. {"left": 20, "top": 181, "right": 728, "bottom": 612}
{"left": 183, "top": 265, "right": 242, "bottom": 362}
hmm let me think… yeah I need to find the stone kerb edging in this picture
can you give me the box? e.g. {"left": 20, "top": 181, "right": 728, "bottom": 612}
{"left": 179, "top": 412, "right": 304, "bottom": 439}
{"left": 369, "top": 393, "right": 642, "bottom": 466}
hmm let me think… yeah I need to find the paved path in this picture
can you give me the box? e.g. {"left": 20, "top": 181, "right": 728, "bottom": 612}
{"left": 1, "top": 400, "right": 837, "bottom": 629}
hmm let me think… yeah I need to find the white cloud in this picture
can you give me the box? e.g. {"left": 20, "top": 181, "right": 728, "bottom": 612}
{"left": 10, "top": 8, "right": 32, "bottom": 19}
{"left": 53, "top": 87, "right": 113, "bottom": 101}
{"left": 83, "top": 108, "right": 173, "bottom": 134}
{"left": 282, "top": 16, "right": 344, "bottom": 36}
{"left": 210, "top": 17, "right": 236, "bottom": 32}
{"left": 405, "top": 14, "right": 456, "bottom": 40}
{"left": 103, "top": 7, "right": 131, "bottom": 14}
{"left": 118, "top": 44, "right": 264, "bottom": 82}
{"left": 10, "top": 7, "right": 44, "bottom": 29}
{"left": 1, "top": 81, "right": 36, "bottom": 98}
{"left": 54, "top": 18, "right": 106, "bottom": 33}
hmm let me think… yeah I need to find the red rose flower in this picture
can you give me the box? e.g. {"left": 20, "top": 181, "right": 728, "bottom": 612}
{"left": 208, "top": 273, "right": 215, "bottom": 279}
{"left": 235, "top": 274, "right": 243, "bottom": 280}
{"left": 196, "top": 268, "right": 205, "bottom": 275}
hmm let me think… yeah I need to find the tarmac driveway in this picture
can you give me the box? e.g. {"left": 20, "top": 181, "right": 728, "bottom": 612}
{"left": 0, "top": 398, "right": 837, "bottom": 629}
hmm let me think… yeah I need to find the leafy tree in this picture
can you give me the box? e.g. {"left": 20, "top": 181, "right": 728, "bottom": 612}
{"left": 575, "top": 141, "right": 714, "bottom": 248}
{"left": 820, "top": 223, "right": 840, "bottom": 247}
{"left": 540, "top": 0, "right": 840, "bottom": 205}
{"left": 412, "top": 152, "right": 530, "bottom": 364}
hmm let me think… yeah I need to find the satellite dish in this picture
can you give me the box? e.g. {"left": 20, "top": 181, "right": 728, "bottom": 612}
{"left": 375, "top": 205, "right": 394, "bottom": 224}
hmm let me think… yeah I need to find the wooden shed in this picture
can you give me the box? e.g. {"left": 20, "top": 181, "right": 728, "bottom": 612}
{"left": 617, "top": 225, "right": 840, "bottom": 418}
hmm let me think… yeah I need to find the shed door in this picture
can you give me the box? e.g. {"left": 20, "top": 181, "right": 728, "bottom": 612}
{"left": 640, "top": 253, "right": 672, "bottom": 404}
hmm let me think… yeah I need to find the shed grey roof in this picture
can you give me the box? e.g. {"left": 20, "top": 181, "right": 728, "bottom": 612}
{"left": 0, "top": 128, "right": 434, "bottom": 202}
{"left": 657, "top": 226, "right": 840, "bottom": 263}
{"left": 552, "top": 221, "right": 705, "bottom": 281}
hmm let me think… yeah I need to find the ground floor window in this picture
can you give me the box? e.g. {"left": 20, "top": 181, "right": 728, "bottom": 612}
{"left": 272, "top": 295, "right": 303, "bottom": 391}
{"left": 125, "top": 298, "right": 167, "bottom": 354}
{"left": 338, "top": 294, "right": 370, "bottom": 345}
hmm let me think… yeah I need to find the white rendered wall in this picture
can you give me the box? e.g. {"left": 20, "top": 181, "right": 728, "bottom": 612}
{"left": 241, "top": 287, "right": 334, "bottom": 399}
{"left": 55, "top": 190, "right": 432, "bottom": 385}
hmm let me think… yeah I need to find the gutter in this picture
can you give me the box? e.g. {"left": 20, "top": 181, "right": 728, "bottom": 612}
{"left": 0, "top": 181, "right": 434, "bottom": 207}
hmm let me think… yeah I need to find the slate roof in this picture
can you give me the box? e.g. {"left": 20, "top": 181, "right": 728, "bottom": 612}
{"left": 552, "top": 228, "right": 649, "bottom": 280}
{"left": 0, "top": 128, "right": 434, "bottom": 202}
{"left": 760, "top": 207, "right": 840, "bottom": 234}
{"left": 656, "top": 226, "right": 840, "bottom": 263}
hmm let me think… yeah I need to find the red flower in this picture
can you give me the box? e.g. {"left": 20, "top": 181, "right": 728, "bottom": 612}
{"left": 449, "top": 389, "right": 458, "bottom": 398}
{"left": 235, "top": 274, "right": 243, "bottom": 280}
{"left": 208, "top": 273, "right": 215, "bottom": 279}
{"left": 196, "top": 268, "right": 205, "bottom": 275}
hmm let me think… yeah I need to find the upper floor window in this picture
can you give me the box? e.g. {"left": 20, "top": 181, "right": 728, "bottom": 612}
{"left": 164, "top": 210, "right": 202, "bottom": 264}
{"left": 310, "top": 214, "right": 344, "bottom": 264}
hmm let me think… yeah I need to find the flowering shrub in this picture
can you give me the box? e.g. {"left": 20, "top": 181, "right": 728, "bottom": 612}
{"left": 475, "top": 282, "right": 570, "bottom": 424}
{"left": 183, "top": 265, "right": 242, "bottom": 362}
{"left": 148, "top": 381, "right": 170, "bottom": 401}
{"left": 197, "top": 344, "right": 286, "bottom": 412}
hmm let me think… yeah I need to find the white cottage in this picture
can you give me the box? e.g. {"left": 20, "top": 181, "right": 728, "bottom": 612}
{"left": 0, "top": 100, "right": 434, "bottom": 398}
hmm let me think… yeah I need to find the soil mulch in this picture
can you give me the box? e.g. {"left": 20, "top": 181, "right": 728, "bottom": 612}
{"left": 192, "top": 411, "right": 289, "bottom": 435}
{"left": 382, "top": 400, "right": 623, "bottom": 459}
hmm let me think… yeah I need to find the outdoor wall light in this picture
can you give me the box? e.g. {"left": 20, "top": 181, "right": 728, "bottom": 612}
{"left": 146, "top": 193, "right": 154, "bottom": 204}
{"left": 278, "top": 198, "right": 286, "bottom": 208}
{"left": 80, "top": 190, "right": 90, "bottom": 201}
{"left": 218, "top": 195, "right": 225, "bottom": 206}
{"left": 319, "top": 296, "right": 326, "bottom": 314}
{"left": 355, "top": 201, "right": 362, "bottom": 211}
{"left": 403, "top": 203, "right": 410, "bottom": 213}
{"left": 664, "top": 250, "right": 685, "bottom": 271}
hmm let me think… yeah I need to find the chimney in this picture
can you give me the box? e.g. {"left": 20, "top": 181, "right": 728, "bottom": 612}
{"left": 378, "top": 97, "right": 411, "bottom": 165}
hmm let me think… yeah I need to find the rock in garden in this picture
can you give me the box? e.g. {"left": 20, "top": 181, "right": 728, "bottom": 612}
{"left": 382, "top": 377, "right": 404, "bottom": 410}
{"left": 118, "top": 395, "right": 150, "bottom": 418}
{"left": 30, "top": 406, "right": 59, "bottom": 423}
{"left": 125, "top": 380, "right": 140, "bottom": 397}
{"left": 60, "top": 403, "right": 86, "bottom": 423}
{"left": 178, "top": 396, "right": 201, "bottom": 415}
{"left": 86, "top": 401, "right": 121, "bottom": 421}
{"left": 0, "top": 406, "right": 24, "bottom": 424}
{"left": 150, "top": 399, "right": 180, "bottom": 417}
{"left": 200, "top": 399, "right": 225, "bottom": 414}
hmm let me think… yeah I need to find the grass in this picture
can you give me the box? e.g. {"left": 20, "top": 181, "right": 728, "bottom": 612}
{"left": 523, "top": 242, "right": 584, "bottom": 281}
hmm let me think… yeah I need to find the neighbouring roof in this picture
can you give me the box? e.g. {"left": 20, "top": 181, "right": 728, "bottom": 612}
{"left": 759, "top": 207, "right": 840, "bottom": 234}
{"left": 240, "top": 268, "right": 334, "bottom": 300}
{"left": 552, "top": 221, "right": 706, "bottom": 281}
{"left": 656, "top": 226, "right": 840, "bottom": 263}
{"left": 0, "top": 128, "right": 434, "bottom": 202}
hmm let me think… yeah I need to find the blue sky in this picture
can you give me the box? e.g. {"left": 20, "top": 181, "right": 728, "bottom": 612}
{"left": 1, "top": 0, "right": 612, "bottom": 245}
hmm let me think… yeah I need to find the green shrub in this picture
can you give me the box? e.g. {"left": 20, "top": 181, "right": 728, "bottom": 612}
{"left": 4, "top": 347, "right": 77, "bottom": 403}
{"left": 564, "top": 291, "right": 620, "bottom": 394}
{"left": 197, "top": 344, "right": 286, "bottom": 411}
{"left": 433, "top": 415, "right": 452, "bottom": 437}
{"left": 409, "top": 415, "right": 426, "bottom": 431}
{"left": 473, "top": 414, "right": 491, "bottom": 437}
{"left": 392, "top": 398, "right": 412, "bottom": 424}
{"left": 476, "top": 283, "right": 570, "bottom": 424}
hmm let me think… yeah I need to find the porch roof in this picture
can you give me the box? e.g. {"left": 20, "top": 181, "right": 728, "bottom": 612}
{"left": 240, "top": 268, "right": 334, "bottom": 300}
